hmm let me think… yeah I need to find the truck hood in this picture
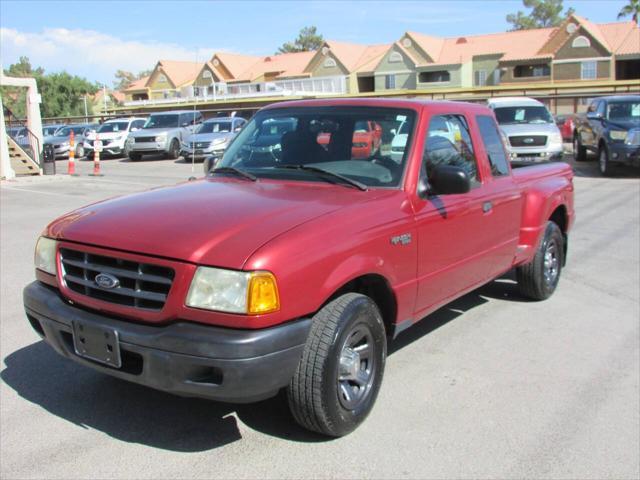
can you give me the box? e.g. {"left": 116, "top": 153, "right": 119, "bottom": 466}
{"left": 606, "top": 119, "right": 640, "bottom": 130}
{"left": 46, "top": 178, "right": 384, "bottom": 269}
{"left": 498, "top": 122, "right": 560, "bottom": 137}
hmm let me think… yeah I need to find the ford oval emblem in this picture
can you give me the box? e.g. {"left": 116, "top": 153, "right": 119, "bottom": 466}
{"left": 95, "top": 273, "right": 120, "bottom": 289}
{"left": 523, "top": 137, "right": 534, "bottom": 144}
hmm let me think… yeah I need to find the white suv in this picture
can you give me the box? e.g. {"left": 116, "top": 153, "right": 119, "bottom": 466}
{"left": 84, "top": 118, "right": 146, "bottom": 159}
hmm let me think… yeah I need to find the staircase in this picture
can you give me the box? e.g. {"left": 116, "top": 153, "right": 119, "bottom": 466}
{"left": 3, "top": 106, "right": 42, "bottom": 176}
{"left": 7, "top": 136, "right": 41, "bottom": 175}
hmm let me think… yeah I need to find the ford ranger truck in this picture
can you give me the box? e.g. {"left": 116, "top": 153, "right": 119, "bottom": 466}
{"left": 24, "top": 99, "right": 575, "bottom": 437}
{"left": 573, "top": 95, "right": 640, "bottom": 176}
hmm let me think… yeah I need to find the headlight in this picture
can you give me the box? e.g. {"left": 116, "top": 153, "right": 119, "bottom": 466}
{"left": 212, "top": 137, "right": 228, "bottom": 145}
{"left": 155, "top": 134, "right": 167, "bottom": 142}
{"left": 610, "top": 130, "right": 627, "bottom": 141}
{"left": 625, "top": 129, "right": 640, "bottom": 146}
{"left": 34, "top": 237, "right": 57, "bottom": 275}
{"left": 549, "top": 132, "right": 562, "bottom": 144}
{"left": 62, "top": 141, "right": 70, "bottom": 147}
{"left": 186, "top": 267, "right": 279, "bottom": 314}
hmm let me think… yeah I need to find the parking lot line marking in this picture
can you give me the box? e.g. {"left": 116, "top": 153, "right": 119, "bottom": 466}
{"left": 0, "top": 186, "right": 77, "bottom": 197}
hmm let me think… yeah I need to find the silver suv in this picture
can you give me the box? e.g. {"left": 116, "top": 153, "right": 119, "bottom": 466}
{"left": 125, "top": 110, "right": 203, "bottom": 161}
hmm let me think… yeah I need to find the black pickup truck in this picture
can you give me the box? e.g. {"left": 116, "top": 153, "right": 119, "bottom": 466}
{"left": 573, "top": 95, "right": 640, "bottom": 176}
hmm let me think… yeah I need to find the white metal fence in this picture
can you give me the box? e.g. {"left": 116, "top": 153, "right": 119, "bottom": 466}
{"left": 124, "top": 76, "right": 348, "bottom": 107}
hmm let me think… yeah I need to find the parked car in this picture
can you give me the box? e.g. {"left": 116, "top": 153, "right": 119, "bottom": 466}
{"left": 554, "top": 115, "right": 575, "bottom": 142}
{"left": 487, "top": 97, "right": 563, "bottom": 163}
{"left": 24, "top": 98, "right": 574, "bottom": 437}
{"left": 317, "top": 120, "right": 383, "bottom": 158}
{"left": 83, "top": 118, "right": 146, "bottom": 159}
{"left": 573, "top": 95, "right": 640, "bottom": 176}
{"left": 125, "top": 110, "right": 203, "bottom": 161}
{"left": 7, "top": 126, "right": 28, "bottom": 139}
{"left": 43, "top": 124, "right": 99, "bottom": 159}
{"left": 182, "top": 117, "right": 246, "bottom": 163}
{"left": 43, "top": 124, "right": 65, "bottom": 137}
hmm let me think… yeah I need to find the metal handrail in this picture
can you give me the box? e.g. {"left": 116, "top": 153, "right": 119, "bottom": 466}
{"left": 4, "top": 105, "right": 42, "bottom": 166}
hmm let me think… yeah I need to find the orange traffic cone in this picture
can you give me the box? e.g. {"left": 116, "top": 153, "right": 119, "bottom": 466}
{"left": 89, "top": 133, "right": 103, "bottom": 176}
{"left": 68, "top": 130, "right": 78, "bottom": 176}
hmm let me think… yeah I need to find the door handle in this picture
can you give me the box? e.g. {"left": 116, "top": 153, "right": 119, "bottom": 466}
{"left": 482, "top": 201, "right": 493, "bottom": 213}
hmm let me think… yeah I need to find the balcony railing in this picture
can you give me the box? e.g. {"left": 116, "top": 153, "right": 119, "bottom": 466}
{"left": 123, "top": 75, "right": 348, "bottom": 107}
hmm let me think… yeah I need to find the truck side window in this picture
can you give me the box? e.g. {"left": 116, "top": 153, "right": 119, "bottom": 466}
{"left": 422, "top": 114, "right": 478, "bottom": 184}
{"left": 476, "top": 115, "right": 510, "bottom": 177}
{"left": 597, "top": 101, "right": 606, "bottom": 117}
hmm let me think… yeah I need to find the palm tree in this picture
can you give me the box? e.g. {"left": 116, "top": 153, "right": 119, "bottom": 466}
{"left": 617, "top": 0, "right": 639, "bottom": 22}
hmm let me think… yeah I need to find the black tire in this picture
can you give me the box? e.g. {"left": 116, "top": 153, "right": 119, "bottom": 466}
{"left": 166, "top": 139, "right": 180, "bottom": 160}
{"left": 287, "top": 293, "right": 386, "bottom": 437}
{"left": 517, "top": 221, "right": 564, "bottom": 301}
{"left": 598, "top": 143, "right": 613, "bottom": 177}
{"left": 573, "top": 133, "right": 587, "bottom": 162}
{"left": 128, "top": 152, "right": 141, "bottom": 161}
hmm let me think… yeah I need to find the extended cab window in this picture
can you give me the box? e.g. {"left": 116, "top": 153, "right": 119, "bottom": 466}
{"left": 219, "top": 107, "right": 416, "bottom": 188}
{"left": 422, "top": 114, "right": 478, "bottom": 184}
{"left": 476, "top": 115, "right": 510, "bottom": 176}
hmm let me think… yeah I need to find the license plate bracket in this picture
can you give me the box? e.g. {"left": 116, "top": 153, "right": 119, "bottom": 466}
{"left": 72, "top": 321, "right": 122, "bottom": 368}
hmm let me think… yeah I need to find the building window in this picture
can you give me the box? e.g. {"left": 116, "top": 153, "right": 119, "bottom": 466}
{"left": 202, "top": 70, "right": 212, "bottom": 80}
{"left": 402, "top": 37, "right": 412, "bottom": 48}
{"left": 572, "top": 36, "right": 591, "bottom": 48}
{"left": 157, "top": 74, "right": 167, "bottom": 83}
{"left": 324, "top": 57, "right": 337, "bottom": 68}
{"left": 475, "top": 70, "right": 487, "bottom": 86}
{"left": 419, "top": 70, "right": 450, "bottom": 83}
{"left": 581, "top": 61, "right": 597, "bottom": 79}
{"left": 385, "top": 74, "right": 396, "bottom": 89}
{"left": 389, "top": 51, "right": 402, "bottom": 63}
{"left": 514, "top": 64, "right": 551, "bottom": 78}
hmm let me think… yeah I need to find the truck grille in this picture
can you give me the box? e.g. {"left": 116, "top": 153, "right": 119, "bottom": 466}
{"left": 135, "top": 136, "right": 157, "bottom": 143}
{"left": 59, "top": 248, "right": 175, "bottom": 310}
{"left": 509, "top": 135, "right": 547, "bottom": 147}
{"left": 191, "top": 142, "right": 211, "bottom": 149}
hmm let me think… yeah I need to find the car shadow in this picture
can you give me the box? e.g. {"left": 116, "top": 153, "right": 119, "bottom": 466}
{"left": 119, "top": 154, "right": 168, "bottom": 163}
{"left": 2, "top": 273, "right": 528, "bottom": 452}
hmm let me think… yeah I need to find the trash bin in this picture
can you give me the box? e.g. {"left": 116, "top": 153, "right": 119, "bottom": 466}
{"left": 42, "top": 144, "right": 55, "bottom": 175}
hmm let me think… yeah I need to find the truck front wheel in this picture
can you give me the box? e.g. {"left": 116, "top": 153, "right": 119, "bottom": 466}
{"left": 598, "top": 144, "right": 613, "bottom": 177}
{"left": 287, "top": 293, "right": 386, "bottom": 437}
{"left": 516, "top": 221, "right": 564, "bottom": 300}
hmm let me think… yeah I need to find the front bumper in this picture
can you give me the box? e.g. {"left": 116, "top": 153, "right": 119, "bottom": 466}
{"left": 181, "top": 145, "right": 226, "bottom": 160}
{"left": 508, "top": 145, "right": 564, "bottom": 163}
{"left": 85, "top": 141, "right": 125, "bottom": 157}
{"left": 608, "top": 143, "right": 640, "bottom": 167}
{"left": 127, "top": 140, "right": 169, "bottom": 154}
{"left": 24, "top": 281, "right": 311, "bottom": 403}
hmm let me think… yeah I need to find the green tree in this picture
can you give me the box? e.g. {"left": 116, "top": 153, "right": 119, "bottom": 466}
{"left": 113, "top": 69, "right": 151, "bottom": 90}
{"left": 277, "top": 26, "right": 324, "bottom": 54}
{"left": 506, "top": 0, "right": 575, "bottom": 30}
{"left": 2, "top": 57, "right": 98, "bottom": 119}
{"left": 617, "top": 0, "right": 639, "bottom": 22}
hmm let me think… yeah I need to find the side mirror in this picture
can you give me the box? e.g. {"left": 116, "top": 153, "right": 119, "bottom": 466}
{"left": 425, "top": 164, "right": 471, "bottom": 196}
{"left": 130, "top": 127, "right": 139, "bottom": 132}
{"left": 587, "top": 111, "right": 602, "bottom": 120}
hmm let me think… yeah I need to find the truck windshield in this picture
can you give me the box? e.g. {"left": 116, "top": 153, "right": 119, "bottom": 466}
{"left": 219, "top": 107, "right": 416, "bottom": 188}
{"left": 98, "top": 122, "right": 129, "bottom": 133}
{"left": 494, "top": 106, "right": 553, "bottom": 125}
{"left": 198, "top": 121, "right": 232, "bottom": 133}
{"left": 143, "top": 115, "right": 179, "bottom": 129}
{"left": 606, "top": 101, "right": 640, "bottom": 121}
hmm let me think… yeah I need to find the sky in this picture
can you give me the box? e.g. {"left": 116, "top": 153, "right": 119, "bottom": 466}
{"left": 0, "top": 0, "right": 629, "bottom": 87}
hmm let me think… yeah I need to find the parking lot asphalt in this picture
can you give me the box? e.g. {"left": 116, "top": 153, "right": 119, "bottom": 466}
{"left": 1, "top": 153, "right": 639, "bottom": 479}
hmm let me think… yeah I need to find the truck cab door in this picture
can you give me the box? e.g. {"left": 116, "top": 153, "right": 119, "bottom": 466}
{"left": 413, "top": 114, "right": 492, "bottom": 316}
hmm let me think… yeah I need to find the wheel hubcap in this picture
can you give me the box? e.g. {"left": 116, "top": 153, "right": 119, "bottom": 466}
{"left": 337, "top": 324, "right": 375, "bottom": 410}
{"left": 543, "top": 240, "right": 559, "bottom": 287}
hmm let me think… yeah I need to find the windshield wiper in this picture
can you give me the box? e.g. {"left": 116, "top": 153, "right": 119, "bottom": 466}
{"left": 210, "top": 166, "right": 257, "bottom": 181}
{"left": 279, "top": 165, "right": 368, "bottom": 191}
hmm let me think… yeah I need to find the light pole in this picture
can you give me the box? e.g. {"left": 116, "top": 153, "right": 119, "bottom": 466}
{"left": 83, "top": 95, "right": 88, "bottom": 123}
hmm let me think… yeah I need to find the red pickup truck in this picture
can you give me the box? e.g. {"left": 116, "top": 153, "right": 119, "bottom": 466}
{"left": 24, "top": 99, "right": 574, "bottom": 437}
{"left": 317, "top": 120, "right": 383, "bottom": 158}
